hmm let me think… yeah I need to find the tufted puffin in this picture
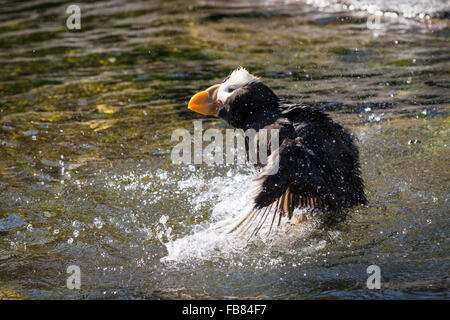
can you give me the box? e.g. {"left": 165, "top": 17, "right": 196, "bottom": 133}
{"left": 188, "top": 67, "right": 367, "bottom": 237}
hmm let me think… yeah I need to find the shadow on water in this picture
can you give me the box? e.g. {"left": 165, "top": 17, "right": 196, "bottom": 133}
{"left": 0, "top": 0, "right": 449, "bottom": 299}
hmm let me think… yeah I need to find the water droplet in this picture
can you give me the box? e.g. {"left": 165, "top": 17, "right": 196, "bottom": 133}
{"left": 94, "top": 217, "right": 103, "bottom": 229}
{"left": 159, "top": 215, "right": 168, "bottom": 225}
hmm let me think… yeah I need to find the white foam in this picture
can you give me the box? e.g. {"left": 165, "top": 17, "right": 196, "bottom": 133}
{"left": 161, "top": 172, "right": 255, "bottom": 262}
{"left": 161, "top": 170, "right": 319, "bottom": 263}
{"left": 303, "top": 0, "right": 447, "bottom": 18}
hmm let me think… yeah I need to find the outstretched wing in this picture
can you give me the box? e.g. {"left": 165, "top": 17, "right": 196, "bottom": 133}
{"left": 228, "top": 124, "right": 336, "bottom": 238}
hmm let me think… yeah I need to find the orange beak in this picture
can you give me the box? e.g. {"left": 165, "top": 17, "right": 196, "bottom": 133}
{"left": 188, "top": 84, "right": 221, "bottom": 115}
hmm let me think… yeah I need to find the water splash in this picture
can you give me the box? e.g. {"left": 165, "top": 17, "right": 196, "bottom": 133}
{"left": 161, "top": 171, "right": 255, "bottom": 262}
{"left": 303, "top": 0, "right": 448, "bottom": 18}
{"left": 161, "top": 170, "right": 319, "bottom": 263}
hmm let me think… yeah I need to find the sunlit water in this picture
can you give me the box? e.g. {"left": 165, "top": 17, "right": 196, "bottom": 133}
{"left": 0, "top": 0, "right": 449, "bottom": 299}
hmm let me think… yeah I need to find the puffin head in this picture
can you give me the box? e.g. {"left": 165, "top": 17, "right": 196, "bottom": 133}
{"left": 188, "top": 67, "right": 279, "bottom": 128}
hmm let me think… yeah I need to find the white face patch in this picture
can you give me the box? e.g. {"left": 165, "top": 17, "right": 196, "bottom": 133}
{"left": 217, "top": 67, "right": 260, "bottom": 104}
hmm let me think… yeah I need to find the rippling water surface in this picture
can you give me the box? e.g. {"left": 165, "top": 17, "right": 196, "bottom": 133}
{"left": 0, "top": 0, "right": 449, "bottom": 299}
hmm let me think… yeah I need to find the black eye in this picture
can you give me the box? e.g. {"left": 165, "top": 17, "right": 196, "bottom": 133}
{"left": 228, "top": 88, "right": 234, "bottom": 93}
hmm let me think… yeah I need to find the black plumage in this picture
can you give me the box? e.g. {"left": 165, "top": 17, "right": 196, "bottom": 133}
{"left": 188, "top": 68, "right": 367, "bottom": 237}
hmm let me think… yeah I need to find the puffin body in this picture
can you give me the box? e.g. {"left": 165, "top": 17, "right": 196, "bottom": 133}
{"left": 188, "top": 68, "right": 367, "bottom": 236}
